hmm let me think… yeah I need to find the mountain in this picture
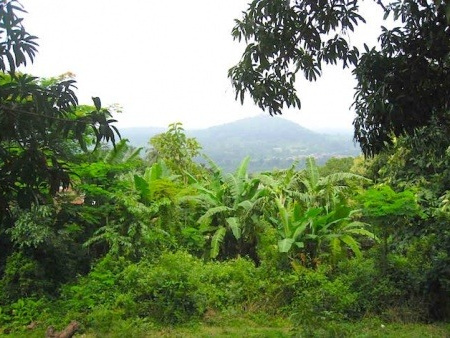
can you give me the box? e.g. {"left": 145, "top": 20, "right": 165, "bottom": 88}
{"left": 120, "top": 116, "right": 360, "bottom": 172}
{"left": 118, "top": 126, "right": 165, "bottom": 147}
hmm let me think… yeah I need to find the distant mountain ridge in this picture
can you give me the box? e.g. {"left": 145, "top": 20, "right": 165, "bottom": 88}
{"left": 120, "top": 116, "right": 360, "bottom": 172}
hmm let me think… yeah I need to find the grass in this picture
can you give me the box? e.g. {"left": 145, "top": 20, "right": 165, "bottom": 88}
{"left": 83, "top": 316, "right": 450, "bottom": 338}
{"left": 3, "top": 313, "right": 449, "bottom": 337}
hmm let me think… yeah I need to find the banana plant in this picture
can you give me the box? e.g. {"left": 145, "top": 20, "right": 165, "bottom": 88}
{"left": 294, "top": 157, "right": 371, "bottom": 211}
{"left": 271, "top": 195, "right": 376, "bottom": 265}
{"left": 272, "top": 197, "right": 321, "bottom": 254}
{"left": 256, "top": 161, "right": 299, "bottom": 205}
{"left": 100, "top": 139, "right": 142, "bottom": 165}
{"left": 196, "top": 156, "right": 267, "bottom": 259}
{"left": 308, "top": 203, "right": 377, "bottom": 264}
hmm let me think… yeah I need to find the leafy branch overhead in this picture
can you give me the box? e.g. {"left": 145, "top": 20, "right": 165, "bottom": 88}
{"left": 230, "top": 0, "right": 450, "bottom": 156}
{"left": 0, "top": 0, "right": 38, "bottom": 73}
{"left": 0, "top": 0, "right": 120, "bottom": 216}
{"left": 229, "top": 0, "right": 364, "bottom": 114}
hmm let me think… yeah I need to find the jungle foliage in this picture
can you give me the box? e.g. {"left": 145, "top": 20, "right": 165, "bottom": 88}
{"left": 229, "top": 0, "right": 450, "bottom": 156}
{"left": 0, "top": 0, "right": 449, "bottom": 335}
{"left": 1, "top": 118, "right": 448, "bottom": 334}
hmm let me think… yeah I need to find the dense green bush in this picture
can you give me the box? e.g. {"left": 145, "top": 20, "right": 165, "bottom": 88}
{"left": 0, "top": 297, "right": 49, "bottom": 333}
{"left": 198, "top": 257, "right": 262, "bottom": 310}
{"left": 338, "top": 257, "right": 407, "bottom": 317}
{"left": 120, "top": 251, "right": 265, "bottom": 324}
{"left": 290, "top": 266, "right": 358, "bottom": 324}
{"left": 0, "top": 252, "right": 49, "bottom": 302}
{"left": 336, "top": 252, "right": 441, "bottom": 322}
{"left": 121, "top": 251, "right": 206, "bottom": 324}
{"left": 60, "top": 255, "right": 129, "bottom": 314}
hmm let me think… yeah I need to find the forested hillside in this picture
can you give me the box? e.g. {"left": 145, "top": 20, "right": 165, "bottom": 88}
{"left": 0, "top": 0, "right": 449, "bottom": 336}
{"left": 121, "top": 116, "right": 359, "bottom": 172}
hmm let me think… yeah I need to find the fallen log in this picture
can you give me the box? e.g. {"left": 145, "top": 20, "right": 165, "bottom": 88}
{"left": 45, "top": 321, "right": 79, "bottom": 338}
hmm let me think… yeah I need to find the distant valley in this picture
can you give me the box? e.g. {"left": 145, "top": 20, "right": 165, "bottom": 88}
{"left": 120, "top": 116, "right": 360, "bottom": 172}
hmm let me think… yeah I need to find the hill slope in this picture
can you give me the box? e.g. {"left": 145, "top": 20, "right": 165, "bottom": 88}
{"left": 120, "top": 116, "right": 360, "bottom": 172}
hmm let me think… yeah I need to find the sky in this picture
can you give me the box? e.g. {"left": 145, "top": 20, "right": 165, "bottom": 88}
{"left": 19, "top": 0, "right": 386, "bottom": 133}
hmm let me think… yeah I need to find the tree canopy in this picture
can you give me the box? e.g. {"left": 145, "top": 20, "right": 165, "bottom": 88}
{"left": 0, "top": 1, "right": 120, "bottom": 219}
{"left": 229, "top": 0, "right": 450, "bottom": 155}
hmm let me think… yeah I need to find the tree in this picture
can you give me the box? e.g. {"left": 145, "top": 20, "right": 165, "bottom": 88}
{"left": 353, "top": 1, "right": 450, "bottom": 155}
{"left": 229, "top": 0, "right": 450, "bottom": 155}
{"left": 358, "top": 184, "right": 421, "bottom": 273}
{"left": 319, "top": 157, "right": 355, "bottom": 177}
{"left": 0, "top": 1, "right": 121, "bottom": 291}
{"left": 0, "top": 1, "right": 120, "bottom": 223}
{"left": 148, "top": 122, "right": 202, "bottom": 182}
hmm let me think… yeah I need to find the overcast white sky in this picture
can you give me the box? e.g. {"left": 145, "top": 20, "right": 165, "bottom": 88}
{"left": 20, "top": 0, "right": 386, "bottom": 132}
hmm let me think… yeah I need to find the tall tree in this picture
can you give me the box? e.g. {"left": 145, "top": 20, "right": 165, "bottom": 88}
{"left": 0, "top": 1, "right": 120, "bottom": 222}
{"left": 229, "top": 0, "right": 450, "bottom": 155}
{"left": 148, "top": 122, "right": 202, "bottom": 182}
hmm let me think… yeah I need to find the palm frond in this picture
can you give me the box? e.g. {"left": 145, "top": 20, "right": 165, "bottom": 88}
{"left": 278, "top": 238, "right": 295, "bottom": 253}
{"left": 345, "top": 228, "right": 378, "bottom": 241}
{"left": 237, "top": 199, "right": 253, "bottom": 211}
{"left": 226, "top": 217, "right": 241, "bottom": 239}
{"left": 210, "top": 226, "right": 226, "bottom": 258}
{"left": 275, "top": 198, "right": 291, "bottom": 236}
{"left": 202, "top": 154, "right": 222, "bottom": 176}
{"left": 198, "top": 205, "right": 231, "bottom": 226}
{"left": 193, "top": 185, "right": 219, "bottom": 202}
{"left": 323, "top": 172, "right": 371, "bottom": 185}
{"left": 256, "top": 173, "right": 278, "bottom": 189}
{"left": 195, "top": 193, "right": 220, "bottom": 207}
{"left": 330, "top": 237, "right": 343, "bottom": 262}
{"left": 292, "top": 191, "right": 313, "bottom": 206}
{"left": 292, "top": 222, "right": 308, "bottom": 241}
{"left": 235, "top": 156, "right": 250, "bottom": 180}
{"left": 103, "top": 139, "right": 128, "bottom": 164}
{"left": 305, "top": 157, "right": 320, "bottom": 188}
{"left": 340, "top": 234, "right": 362, "bottom": 259}
{"left": 224, "top": 172, "right": 240, "bottom": 201}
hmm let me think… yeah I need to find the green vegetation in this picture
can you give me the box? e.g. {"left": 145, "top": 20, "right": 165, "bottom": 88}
{"left": 0, "top": 0, "right": 449, "bottom": 336}
{"left": 121, "top": 116, "right": 360, "bottom": 173}
{"left": 230, "top": 0, "right": 450, "bottom": 156}
{"left": 1, "top": 117, "right": 448, "bottom": 335}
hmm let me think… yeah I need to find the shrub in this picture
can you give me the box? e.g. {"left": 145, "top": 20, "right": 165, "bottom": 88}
{"left": 121, "top": 251, "right": 207, "bottom": 324}
{"left": 197, "top": 257, "right": 261, "bottom": 310}
{"left": 0, "top": 297, "right": 48, "bottom": 333}
{"left": 337, "top": 254, "right": 432, "bottom": 322}
{"left": 121, "top": 252, "right": 265, "bottom": 324}
{"left": 337, "top": 257, "right": 399, "bottom": 315}
{"left": 60, "top": 255, "right": 129, "bottom": 314}
{"left": 290, "top": 265, "right": 358, "bottom": 330}
{"left": 0, "top": 252, "right": 49, "bottom": 302}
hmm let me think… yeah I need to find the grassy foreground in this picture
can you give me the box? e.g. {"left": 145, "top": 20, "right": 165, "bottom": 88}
{"left": 124, "top": 321, "right": 450, "bottom": 338}
{"left": 7, "top": 314, "right": 449, "bottom": 337}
